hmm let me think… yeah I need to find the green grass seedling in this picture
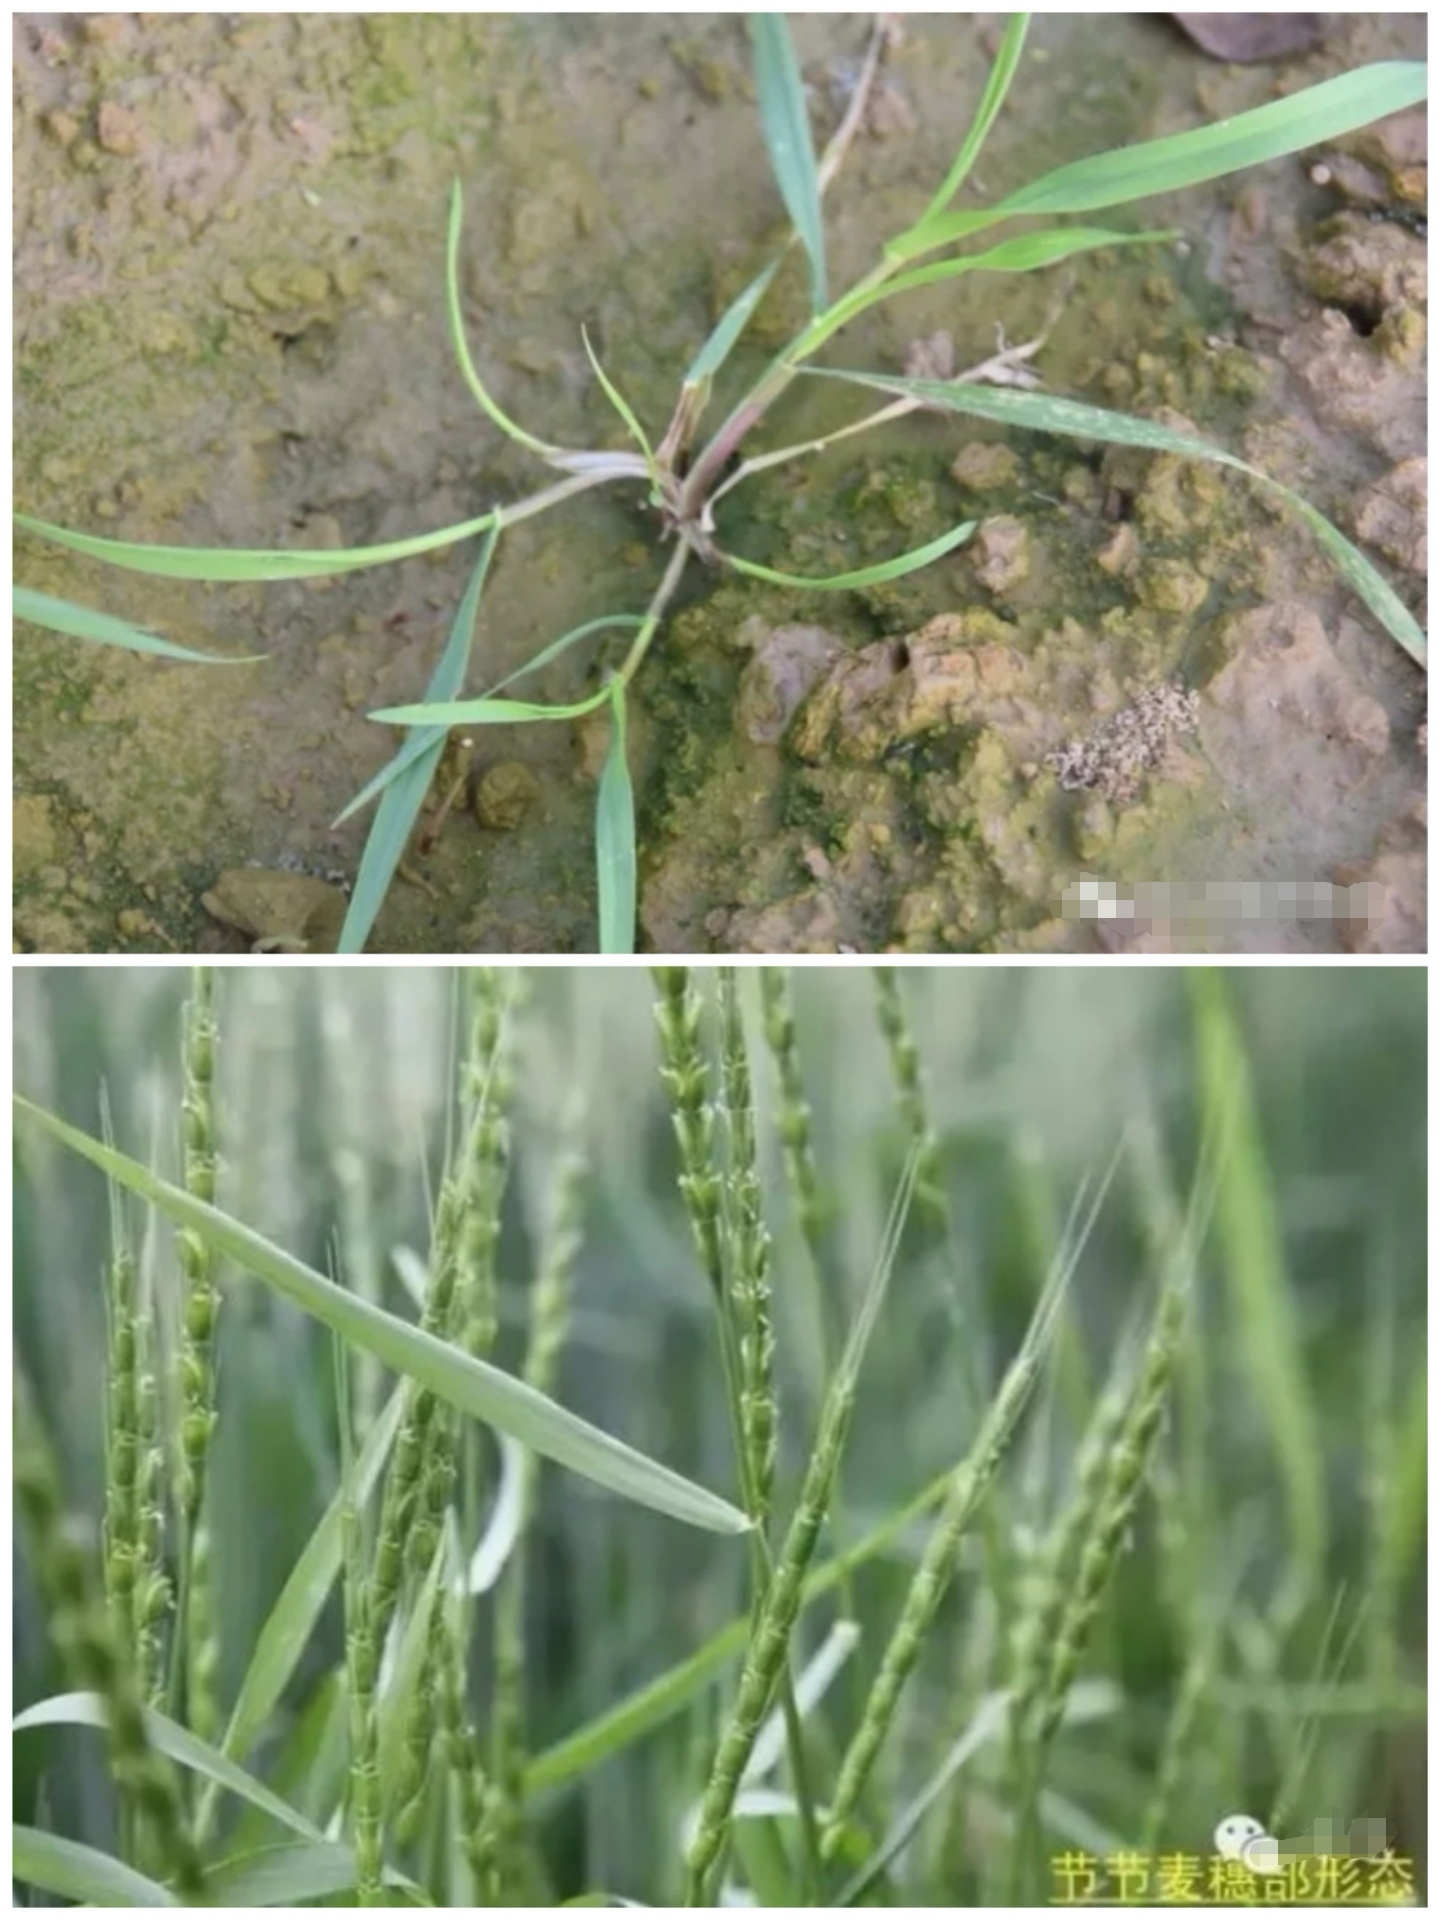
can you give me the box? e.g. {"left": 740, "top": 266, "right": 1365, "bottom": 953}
{"left": 15, "top": 20, "right": 1425, "bottom": 949}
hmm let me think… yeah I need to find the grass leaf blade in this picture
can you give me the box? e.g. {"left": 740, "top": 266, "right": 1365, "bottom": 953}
{"left": 447, "top": 179, "right": 557, "bottom": 459}
{"left": 13, "top": 1692, "right": 325, "bottom": 1841}
{"left": 897, "top": 61, "right": 1427, "bottom": 258}
{"left": 684, "top": 258, "right": 783, "bottom": 387}
{"left": 11, "top": 1825, "right": 177, "bottom": 1908}
{"left": 15, "top": 508, "right": 500, "bottom": 584}
{"left": 219, "top": 1384, "right": 406, "bottom": 1768}
{"left": 370, "top": 685, "right": 612, "bottom": 728}
{"left": 340, "top": 526, "right": 500, "bottom": 952}
{"left": 921, "top": 12, "right": 1030, "bottom": 223}
{"left": 596, "top": 679, "right": 637, "bottom": 955}
{"left": 582, "top": 326, "right": 658, "bottom": 478}
{"left": 821, "top": 228, "right": 1173, "bottom": 339}
{"left": 997, "top": 59, "right": 1427, "bottom": 219}
{"left": 748, "top": 16, "right": 827, "bottom": 315}
{"left": 723, "top": 519, "right": 975, "bottom": 591}
{"left": 13, "top": 1095, "right": 752, "bottom": 1537}
{"left": 14, "top": 587, "right": 265, "bottom": 664}
{"left": 479, "top": 613, "right": 645, "bottom": 700}
{"left": 806, "top": 369, "right": 1424, "bottom": 666}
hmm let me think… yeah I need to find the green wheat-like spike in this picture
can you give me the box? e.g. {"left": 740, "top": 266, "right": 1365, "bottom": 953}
{"left": 339, "top": 1376, "right": 385, "bottom": 1905}
{"left": 524, "top": 1098, "right": 586, "bottom": 1405}
{"left": 1036, "top": 1272, "right": 1188, "bottom": 1755}
{"left": 872, "top": 967, "right": 947, "bottom": 1224}
{"left": 758, "top": 968, "right": 827, "bottom": 1283}
{"left": 820, "top": 1250, "right": 1073, "bottom": 1857}
{"left": 370, "top": 1365, "right": 450, "bottom": 1654}
{"left": 455, "top": 968, "right": 515, "bottom": 1361}
{"left": 103, "top": 1229, "right": 143, "bottom": 1669}
{"left": 177, "top": 965, "right": 221, "bottom": 1742}
{"left": 101, "top": 1191, "right": 172, "bottom": 1864}
{"left": 1138, "top": 1609, "right": 1225, "bottom": 1855}
{"left": 683, "top": 1355, "right": 854, "bottom": 1899}
{"left": 369, "top": 1103, "right": 475, "bottom": 1647}
{"left": 1005, "top": 1253, "right": 1194, "bottom": 1899}
{"left": 391, "top": 973, "right": 514, "bottom": 1623}
{"left": 684, "top": 1147, "right": 919, "bottom": 1903}
{"left": 394, "top": 1550, "right": 451, "bottom": 1846}
{"left": 488, "top": 1095, "right": 588, "bottom": 1894}
{"left": 439, "top": 1603, "right": 490, "bottom": 1889}
{"left": 1004, "top": 1341, "right": 1135, "bottom": 1792}
{"left": 652, "top": 968, "right": 725, "bottom": 1297}
{"left": 16, "top": 1364, "right": 204, "bottom": 1902}
{"left": 133, "top": 1352, "right": 171, "bottom": 1708}
{"left": 718, "top": 969, "right": 778, "bottom": 1529}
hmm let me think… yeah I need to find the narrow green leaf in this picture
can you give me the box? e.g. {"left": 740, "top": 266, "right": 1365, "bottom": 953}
{"left": 561, "top": 1896, "right": 648, "bottom": 1909}
{"left": 748, "top": 16, "right": 827, "bottom": 315}
{"left": 807, "top": 368, "right": 1425, "bottom": 667}
{"left": 224, "top": 1673, "right": 347, "bottom": 1861}
{"left": 722, "top": 519, "right": 975, "bottom": 591}
{"left": 219, "top": 1384, "right": 405, "bottom": 1769}
{"left": 204, "top": 1841, "right": 422, "bottom": 1908}
{"left": 335, "top": 602, "right": 638, "bottom": 827}
{"left": 525, "top": 1464, "right": 959, "bottom": 1799}
{"left": 834, "top": 1692, "right": 1010, "bottom": 1904}
{"left": 457, "top": 1433, "right": 526, "bottom": 1593}
{"left": 15, "top": 507, "right": 500, "bottom": 583}
{"left": 14, "top": 1095, "right": 752, "bottom": 1537}
{"left": 1272, "top": 489, "right": 1427, "bottom": 670}
{"left": 835, "top": 1681, "right": 1118, "bottom": 1906}
{"left": 370, "top": 684, "right": 612, "bottom": 728}
{"left": 349, "top": 609, "right": 639, "bottom": 770}
{"left": 733, "top": 1803, "right": 804, "bottom": 1906}
{"left": 999, "top": 59, "right": 1427, "bottom": 219}
{"left": 582, "top": 325, "right": 658, "bottom": 478}
{"left": 479, "top": 613, "right": 645, "bottom": 700}
{"left": 11, "top": 1825, "right": 177, "bottom": 1907}
{"left": 13, "top": 1692, "right": 324, "bottom": 1841}
{"left": 683, "top": 257, "right": 783, "bottom": 386}
{"left": 447, "top": 179, "right": 556, "bottom": 459}
{"left": 340, "top": 527, "right": 500, "bottom": 953}
{"left": 816, "top": 227, "right": 1172, "bottom": 342}
{"left": 596, "top": 679, "right": 637, "bottom": 955}
{"left": 745, "top": 1620, "right": 860, "bottom": 1784}
{"left": 332, "top": 727, "right": 452, "bottom": 829}
{"left": 893, "top": 61, "right": 1428, "bottom": 261}
{"left": 14, "top": 586, "right": 266, "bottom": 663}
{"left": 921, "top": 12, "right": 1031, "bottom": 223}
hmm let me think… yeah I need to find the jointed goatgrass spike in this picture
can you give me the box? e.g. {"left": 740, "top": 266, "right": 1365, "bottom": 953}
{"left": 820, "top": 1148, "right": 1119, "bottom": 1856}
{"left": 684, "top": 1143, "right": 922, "bottom": 1903}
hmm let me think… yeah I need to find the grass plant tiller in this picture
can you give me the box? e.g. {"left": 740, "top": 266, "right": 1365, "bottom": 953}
{"left": 15, "top": 16, "right": 1427, "bottom": 951}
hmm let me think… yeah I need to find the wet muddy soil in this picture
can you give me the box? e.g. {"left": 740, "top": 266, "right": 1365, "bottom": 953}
{"left": 13, "top": 13, "right": 1426, "bottom": 952}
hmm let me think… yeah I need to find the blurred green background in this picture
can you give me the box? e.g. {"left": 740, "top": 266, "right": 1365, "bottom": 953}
{"left": 12, "top": 965, "right": 1426, "bottom": 1903}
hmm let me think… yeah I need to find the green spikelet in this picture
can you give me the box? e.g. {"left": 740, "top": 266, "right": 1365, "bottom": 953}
{"left": 718, "top": 969, "right": 778, "bottom": 1529}
{"left": 178, "top": 964, "right": 221, "bottom": 1742}
{"left": 652, "top": 968, "right": 725, "bottom": 1297}
{"left": 758, "top": 967, "right": 826, "bottom": 1278}
{"left": 17, "top": 1364, "right": 203, "bottom": 1902}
